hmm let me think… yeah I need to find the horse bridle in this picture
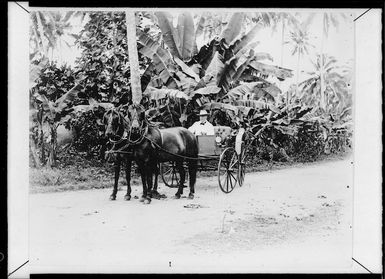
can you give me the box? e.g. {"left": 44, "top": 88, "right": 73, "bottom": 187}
{"left": 104, "top": 104, "right": 150, "bottom": 147}
{"left": 104, "top": 108, "right": 127, "bottom": 144}
{"left": 126, "top": 104, "right": 148, "bottom": 145}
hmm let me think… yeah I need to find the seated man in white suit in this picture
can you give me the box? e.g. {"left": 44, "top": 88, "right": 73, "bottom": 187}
{"left": 188, "top": 109, "right": 215, "bottom": 136}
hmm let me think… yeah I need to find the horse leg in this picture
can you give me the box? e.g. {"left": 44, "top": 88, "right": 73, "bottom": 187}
{"left": 144, "top": 163, "right": 154, "bottom": 203}
{"left": 187, "top": 159, "right": 197, "bottom": 199}
{"left": 138, "top": 163, "right": 147, "bottom": 203}
{"left": 175, "top": 160, "right": 185, "bottom": 199}
{"left": 124, "top": 158, "right": 132, "bottom": 201}
{"left": 151, "top": 163, "right": 161, "bottom": 199}
{"left": 110, "top": 155, "right": 121, "bottom": 200}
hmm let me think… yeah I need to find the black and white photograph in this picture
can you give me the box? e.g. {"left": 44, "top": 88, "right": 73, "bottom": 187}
{"left": 7, "top": 4, "right": 383, "bottom": 276}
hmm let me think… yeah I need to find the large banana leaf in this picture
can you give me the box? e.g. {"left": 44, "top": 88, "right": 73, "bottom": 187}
{"left": 226, "top": 82, "right": 278, "bottom": 102}
{"left": 195, "top": 14, "right": 206, "bottom": 49}
{"left": 174, "top": 71, "right": 198, "bottom": 93}
{"left": 193, "top": 86, "right": 221, "bottom": 96}
{"left": 220, "top": 12, "right": 244, "bottom": 44}
{"left": 144, "top": 86, "right": 190, "bottom": 101}
{"left": 234, "top": 99, "right": 281, "bottom": 114}
{"left": 218, "top": 55, "right": 238, "bottom": 93}
{"left": 193, "top": 38, "right": 222, "bottom": 72}
{"left": 249, "top": 61, "right": 293, "bottom": 80}
{"left": 174, "top": 57, "right": 200, "bottom": 81}
{"left": 141, "top": 63, "right": 155, "bottom": 91}
{"left": 177, "top": 12, "right": 197, "bottom": 60}
{"left": 235, "top": 42, "right": 259, "bottom": 60}
{"left": 155, "top": 11, "right": 197, "bottom": 61}
{"left": 232, "top": 22, "right": 264, "bottom": 54}
{"left": 54, "top": 82, "right": 83, "bottom": 112}
{"left": 201, "top": 51, "right": 225, "bottom": 87}
{"left": 137, "top": 29, "right": 177, "bottom": 86}
{"left": 154, "top": 12, "right": 181, "bottom": 59}
{"left": 202, "top": 102, "right": 239, "bottom": 114}
{"left": 228, "top": 46, "right": 262, "bottom": 87}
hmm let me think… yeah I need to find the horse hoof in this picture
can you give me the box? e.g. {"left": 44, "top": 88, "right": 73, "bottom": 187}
{"left": 188, "top": 193, "right": 194, "bottom": 200}
{"left": 144, "top": 198, "right": 151, "bottom": 204}
{"left": 110, "top": 195, "right": 116, "bottom": 201}
{"left": 151, "top": 191, "right": 161, "bottom": 200}
{"left": 175, "top": 194, "right": 181, "bottom": 199}
{"left": 124, "top": 195, "right": 131, "bottom": 201}
{"left": 139, "top": 197, "right": 145, "bottom": 202}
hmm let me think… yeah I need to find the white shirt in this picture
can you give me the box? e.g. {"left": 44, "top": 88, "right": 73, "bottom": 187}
{"left": 188, "top": 121, "right": 215, "bottom": 136}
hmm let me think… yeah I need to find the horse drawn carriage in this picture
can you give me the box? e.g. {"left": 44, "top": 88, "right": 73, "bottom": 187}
{"left": 104, "top": 105, "right": 253, "bottom": 202}
{"left": 160, "top": 125, "right": 249, "bottom": 193}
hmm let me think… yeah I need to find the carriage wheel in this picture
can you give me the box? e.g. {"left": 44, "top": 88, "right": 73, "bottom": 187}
{"left": 160, "top": 162, "right": 188, "bottom": 188}
{"left": 218, "top": 147, "right": 239, "bottom": 193}
{"left": 238, "top": 144, "right": 248, "bottom": 187}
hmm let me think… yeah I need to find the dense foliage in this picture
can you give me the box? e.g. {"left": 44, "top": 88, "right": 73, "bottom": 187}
{"left": 29, "top": 11, "right": 353, "bottom": 169}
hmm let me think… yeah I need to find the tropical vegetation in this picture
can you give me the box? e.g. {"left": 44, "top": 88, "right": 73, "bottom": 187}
{"left": 29, "top": 10, "right": 353, "bottom": 169}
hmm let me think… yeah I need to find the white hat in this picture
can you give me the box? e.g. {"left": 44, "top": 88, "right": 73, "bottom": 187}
{"left": 199, "top": 109, "right": 209, "bottom": 116}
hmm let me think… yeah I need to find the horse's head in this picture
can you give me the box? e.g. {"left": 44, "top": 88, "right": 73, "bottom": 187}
{"left": 126, "top": 104, "right": 147, "bottom": 138}
{"left": 103, "top": 108, "right": 125, "bottom": 141}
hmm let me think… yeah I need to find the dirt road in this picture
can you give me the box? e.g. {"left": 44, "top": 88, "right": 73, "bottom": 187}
{"left": 29, "top": 157, "right": 354, "bottom": 273}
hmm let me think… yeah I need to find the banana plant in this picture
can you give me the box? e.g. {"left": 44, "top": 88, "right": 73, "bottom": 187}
{"left": 139, "top": 11, "right": 296, "bottom": 139}
{"left": 31, "top": 76, "right": 86, "bottom": 167}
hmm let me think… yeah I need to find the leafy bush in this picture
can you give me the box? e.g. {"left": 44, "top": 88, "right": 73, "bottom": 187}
{"left": 31, "top": 61, "right": 75, "bottom": 102}
{"left": 67, "top": 108, "right": 108, "bottom": 159}
{"left": 75, "top": 12, "right": 152, "bottom": 104}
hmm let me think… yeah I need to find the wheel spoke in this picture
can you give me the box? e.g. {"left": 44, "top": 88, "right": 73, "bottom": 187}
{"left": 229, "top": 158, "right": 237, "bottom": 170}
{"left": 228, "top": 172, "right": 234, "bottom": 190}
{"left": 229, "top": 171, "right": 237, "bottom": 182}
{"left": 164, "top": 168, "right": 172, "bottom": 176}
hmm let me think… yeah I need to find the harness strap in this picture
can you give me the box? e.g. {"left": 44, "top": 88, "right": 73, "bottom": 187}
{"left": 105, "top": 141, "right": 133, "bottom": 155}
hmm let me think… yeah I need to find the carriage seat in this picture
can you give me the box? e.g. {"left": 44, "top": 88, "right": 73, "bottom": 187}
{"left": 197, "top": 126, "right": 232, "bottom": 156}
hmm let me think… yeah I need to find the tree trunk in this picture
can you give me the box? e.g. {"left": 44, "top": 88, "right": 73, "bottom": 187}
{"left": 281, "top": 19, "right": 289, "bottom": 116}
{"left": 40, "top": 127, "right": 45, "bottom": 164}
{"left": 125, "top": 11, "right": 142, "bottom": 105}
{"left": 320, "top": 14, "right": 325, "bottom": 112}
{"left": 280, "top": 19, "right": 285, "bottom": 67}
{"left": 296, "top": 52, "right": 300, "bottom": 99}
{"left": 47, "top": 124, "right": 57, "bottom": 168}
{"left": 29, "top": 137, "right": 41, "bottom": 168}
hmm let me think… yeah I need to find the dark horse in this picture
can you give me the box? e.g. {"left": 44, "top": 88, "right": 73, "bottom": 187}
{"left": 126, "top": 104, "right": 198, "bottom": 203}
{"left": 104, "top": 105, "right": 198, "bottom": 203}
{"left": 104, "top": 107, "right": 162, "bottom": 201}
{"left": 103, "top": 107, "right": 133, "bottom": 201}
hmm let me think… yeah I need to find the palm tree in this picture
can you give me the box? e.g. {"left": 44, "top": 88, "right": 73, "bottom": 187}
{"left": 276, "top": 13, "right": 299, "bottom": 68}
{"left": 299, "top": 54, "right": 351, "bottom": 115}
{"left": 126, "top": 11, "right": 142, "bottom": 104}
{"left": 320, "top": 13, "right": 348, "bottom": 112}
{"left": 285, "top": 24, "right": 313, "bottom": 104}
{"left": 303, "top": 12, "right": 348, "bottom": 113}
